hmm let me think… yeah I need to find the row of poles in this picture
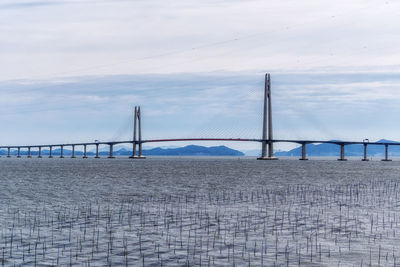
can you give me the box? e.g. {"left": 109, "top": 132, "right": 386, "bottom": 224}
{"left": 0, "top": 106, "right": 145, "bottom": 159}
{"left": 1, "top": 142, "right": 141, "bottom": 159}
{"left": 299, "top": 142, "right": 392, "bottom": 161}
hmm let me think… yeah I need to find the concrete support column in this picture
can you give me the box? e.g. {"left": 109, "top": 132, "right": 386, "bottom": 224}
{"left": 71, "top": 145, "right": 76, "bottom": 158}
{"left": 7, "top": 147, "right": 11, "bottom": 158}
{"left": 108, "top": 144, "right": 115, "bottom": 158}
{"left": 49, "top": 146, "right": 53, "bottom": 158}
{"left": 17, "top": 147, "right": 21, "bottom": 158}
{"left": 362, "top": 144, "right": 369, "bottom": 161}
{"left": 95, "top": 144, "right": 100, "bottom": 158}
{"left": 259, "top": 74, "right": 269, "bottom": 160}
{"left": 129, "top": 141, "right": 137, "bottom": 158}
{"left": 83, "top": 144, "right": 87, "bottom": 158}
{"left": 38, "top": 147, "right": 42, "bottom": 158}
{"left": 382, "top": 144, "right": 392, "bottom": 161}
{"left": 27, "top": 147, "right": 32, "bottom": 158}
{"left": 138, "top": 142, "right": 143, "bottom": 158}
{"left": 338, "top": 144, "right": 347, "bottom": 161}
{"left": 130, "top": 106, "right": 138, "bottom": 159}
{"left": 260, "top": 141, "right": 267, "bottom": 159}
{"left": 299, "top": 143, "right": 308, "bottom": 160}
{"left": 268, "top": 142, "right": 275, "bottom": 159}
{"left": 60, "top": 145, "right": 64, "bottom": 158}
{"left": 137, "top": 107, "right": 145, "bottom": 158}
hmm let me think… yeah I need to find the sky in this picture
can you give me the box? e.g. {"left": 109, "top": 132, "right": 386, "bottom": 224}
{"left": 1, "top": 0, "right": 400, "bottom": 152}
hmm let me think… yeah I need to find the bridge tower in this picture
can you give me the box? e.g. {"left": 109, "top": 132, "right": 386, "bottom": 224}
{"left": 258, "top": 73, "right": 278, "bottom": 160}
{"left": 130, "top": 106, "right": 145, "bottom": 159}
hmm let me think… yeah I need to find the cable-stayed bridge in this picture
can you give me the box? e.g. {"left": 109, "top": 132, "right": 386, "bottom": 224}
{"left": 0, "top": 74, "right": 397, "bottom": 161}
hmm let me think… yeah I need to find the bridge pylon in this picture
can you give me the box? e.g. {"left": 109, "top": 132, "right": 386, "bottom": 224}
{"left": 130, "top": 106, "right": 146, "bottom": 159}
{"left": 258, "top": 73, "right": 278, "bottom": 160}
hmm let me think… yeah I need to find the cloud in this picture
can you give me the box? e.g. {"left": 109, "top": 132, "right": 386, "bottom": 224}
{"left": 0, "top": 1, "right": 61, "bottom": 9}
{"left": 1, "top": 0, "right": 400, "bottom": 80}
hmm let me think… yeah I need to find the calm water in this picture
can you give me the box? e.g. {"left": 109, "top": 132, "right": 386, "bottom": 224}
{"left": 1, "top": 158, "right": 400, "bottom": 266}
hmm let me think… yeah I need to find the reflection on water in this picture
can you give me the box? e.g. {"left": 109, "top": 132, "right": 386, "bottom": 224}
{"left": 1, "top": 158, "right": 400, "bottom": 266}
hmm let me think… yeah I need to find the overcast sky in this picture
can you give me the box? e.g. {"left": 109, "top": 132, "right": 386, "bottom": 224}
{"left": 1, "top": 0, "right": 400, "bottom": 152}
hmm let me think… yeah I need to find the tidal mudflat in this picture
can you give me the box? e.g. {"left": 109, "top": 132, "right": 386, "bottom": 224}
{"left": 1, "top": 158, "right": 400, "bottom": 266}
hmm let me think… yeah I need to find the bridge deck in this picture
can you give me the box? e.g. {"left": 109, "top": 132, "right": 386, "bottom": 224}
{"left": 0, "top": 138, "right": 398, "bottom": 149}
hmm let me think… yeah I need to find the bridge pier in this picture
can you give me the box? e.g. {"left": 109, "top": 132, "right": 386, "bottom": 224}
{"left": 338, "top": 144, "right": 347, "bottom": 161}
{"left": 38, "top": 147, "right": 42, "bottom": 158}
{"left": 258, "top": 141, "right": 278, "bottom": 160}
{"left": 95, "top": 144, "right": 100, "bottom": 158}
{"left": 49, "top": 146, "right": 53, "bottom": 158}
{"left": 382, "top": 144, "right": 392, "bottom": 161}
{"left": 17, "top": 147, "right": 21, "bottom": 158}
{"left": 71, "top": 145, "right": 76, "bottom": 158}
{"left": 129, "top": 142, "right": 145, "bottom": 159}
{"left": 7, "top": 147, "right": 10, "bottom": 158}
{"left": 83, "top": 144, "right": 87, "bottom": 158}
{"left": 299, "top": 143, "right": 308, "bottom": 160}
{"left": 27, "top": 147, "right": 32, "bottom": 158}
{"left": 60, "top": 145, "right": 64, "bottom": 158}
{"left": 108, "top": 144, "right": 115, "bottom": 158}
{"left": 362, "top": 143, "right": 369, "bottom": 161}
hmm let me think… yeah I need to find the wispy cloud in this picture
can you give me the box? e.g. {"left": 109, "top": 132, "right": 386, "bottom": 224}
{"left": 0, "top": 1, "right": 61, "bottom": 9}
{"left": 1, "top": 0, "right": 400, "bottom": 80}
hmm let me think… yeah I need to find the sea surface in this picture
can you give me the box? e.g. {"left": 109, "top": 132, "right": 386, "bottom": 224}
{"left": 1, "top": 157, "right": 400, "bottom": 266}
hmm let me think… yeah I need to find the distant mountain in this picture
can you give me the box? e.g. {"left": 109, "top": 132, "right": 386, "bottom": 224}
{"left": 276, "top": 139, "right": 400, "bottom": 157}
{"left": 143, "top": 145, "right": 244, "bottom": 156}
{"left": 0, "top": 145, "right": 244, "bottom": 157}
{"left": 101, "top": 145, "right": 244, "bottom": 156}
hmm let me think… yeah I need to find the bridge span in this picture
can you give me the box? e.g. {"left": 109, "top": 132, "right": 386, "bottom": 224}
{"left": 0, "top": 138, "right": 397, "bottom": 161}
{"left": 1, "top": 74, "right": 397, "bottom": 161}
